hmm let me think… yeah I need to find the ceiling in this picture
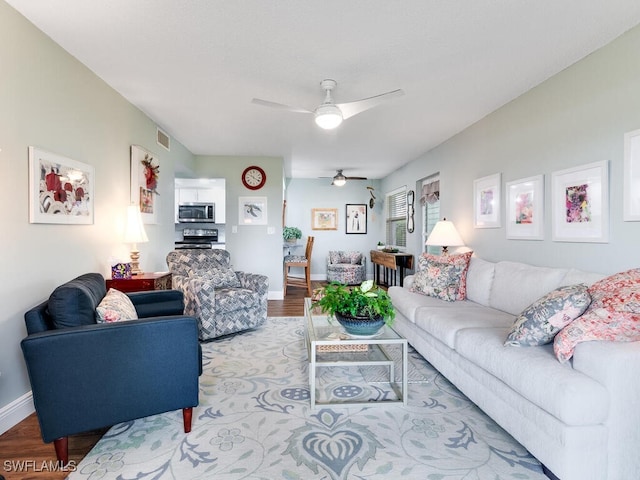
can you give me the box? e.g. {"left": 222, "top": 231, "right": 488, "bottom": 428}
{"left": 7, "top": 1, "right": 640, "bottom": 180}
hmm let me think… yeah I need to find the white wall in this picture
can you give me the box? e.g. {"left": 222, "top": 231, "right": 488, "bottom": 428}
{"left": 0, "top": 1, "right": 194, "bottom": 431}
{"left": 285, "top": 178, "right": 383, "bottom": 278}
{"left": 381, "top": 23, "right": 640, "bottom": 275}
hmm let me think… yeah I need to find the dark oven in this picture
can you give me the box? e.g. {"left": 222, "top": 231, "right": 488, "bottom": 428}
{"left": 175, "top": 228, "right": 218, "bottom": 249}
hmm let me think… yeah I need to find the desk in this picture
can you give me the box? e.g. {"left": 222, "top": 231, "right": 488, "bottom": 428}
{"left": 370, "top": 250, "right": 414, "bottom": 287}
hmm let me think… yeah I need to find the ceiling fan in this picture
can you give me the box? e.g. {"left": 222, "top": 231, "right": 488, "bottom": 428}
{"left": 252, "top": 79, "right": 404, "bottom": 130}
{"left": 320, "top": 169, "right": 368, "bottom": 186}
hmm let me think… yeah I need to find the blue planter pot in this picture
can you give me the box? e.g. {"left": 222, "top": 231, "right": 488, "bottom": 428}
{"left": 335, "top": 312, "right": 385, "bottom": 337}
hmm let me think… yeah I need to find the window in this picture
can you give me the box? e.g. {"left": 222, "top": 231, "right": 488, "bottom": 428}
{"left": 421, "top": 174, "right": 440, "bottom": 254}
{"left": 386, "top": 187, "right": 407, "bottom": 247}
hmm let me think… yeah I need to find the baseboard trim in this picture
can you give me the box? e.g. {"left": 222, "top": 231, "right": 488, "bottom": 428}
{"left": 0, "top": 391, "right": 35, "bottom": 436}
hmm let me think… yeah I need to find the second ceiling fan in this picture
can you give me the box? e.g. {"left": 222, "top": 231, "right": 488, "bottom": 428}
{"left": 252, "top": 79, "right": 404, "bottom": 130}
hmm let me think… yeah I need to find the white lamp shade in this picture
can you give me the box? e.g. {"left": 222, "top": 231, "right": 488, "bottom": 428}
{"left": 123, "top": 205, "right": 149, "bottom": 244}
{"left": 426, "top": 220, "right": 464, "bottom": 248}
{"left": 314, "top": 104, "right": 343, "bottom": 129}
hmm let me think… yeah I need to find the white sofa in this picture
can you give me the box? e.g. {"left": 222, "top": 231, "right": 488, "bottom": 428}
{"left": 388, "top": 257, "right": 640, "bottom": 480}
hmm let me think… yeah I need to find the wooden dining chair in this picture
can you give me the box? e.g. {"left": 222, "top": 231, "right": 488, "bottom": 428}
{"left": 283, "top": 236, "right": 314, "bottom": 297}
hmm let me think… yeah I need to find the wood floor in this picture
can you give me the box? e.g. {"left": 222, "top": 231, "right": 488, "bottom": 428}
{"left": 0, "top": 283, "right": 320, "bottom": 480}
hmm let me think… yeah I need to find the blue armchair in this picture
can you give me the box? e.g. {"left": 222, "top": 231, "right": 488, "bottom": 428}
{"left": 21, "top": 273, "right": 201, "bottom": 465}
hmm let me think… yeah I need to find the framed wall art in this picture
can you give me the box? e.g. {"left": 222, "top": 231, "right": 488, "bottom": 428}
{"left": 473, "top": 173, "right": 501, "bottom": 228}
{"left": 346, "top": 204, "right": 367, "bottom": 234}
{"left": 505, "top": 175, "right": 544, "bottom": 240}
{"left": 28, "top": 146, "right": 94, "bottom": 224}
{"left": 239, "top": 196, "right": 267, "bottom": 225}
{"left": 311, "top": 208, "right": 338, "bottom": 230}
{"left": 624, "top": 129, "right": 640, "bottom": 221}
{"left": 130, "top": 145, "right": 159, "bottom": 224}
{"left": 551, "top": 160, "right": 609, "bottom": 243}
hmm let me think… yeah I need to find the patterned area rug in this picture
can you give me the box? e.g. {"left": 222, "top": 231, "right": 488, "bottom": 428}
{"left": 69, "top": 317, "right": 546, "bottom": 479}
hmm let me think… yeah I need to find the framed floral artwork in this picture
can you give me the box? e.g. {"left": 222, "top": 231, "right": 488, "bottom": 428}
{"left": 311, "top": 208, "right": 338, "bottom": 230}
{"left": 239, "top": 196, "right": 267, "bottom": 225}
{"left": 506, "top": 175, "right": 544, "bottom": 240}
{"left": 130, "top": 145, "right": 159, "bottom": 224}
{"left": 473, "top": 173, "right": 501, "bottom": 228}
{"left": 346, "top": 204, "right": 367, "bottom": 234}
{"left": 624, "top": 129, "right": 640, "bottom": 221}
{"left": 551, "top": 160, "right": 609, "bottom": 243}
{"left": 28, "top": 146, "right": 94, "bottom": 224}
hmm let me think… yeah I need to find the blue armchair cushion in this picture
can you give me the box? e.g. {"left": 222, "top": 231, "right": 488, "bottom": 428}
{"left": 48, "top": 273, "right": 105, "bottom": 329}
{"left": 96, "top": 288, "right": 139, "bottom": 323}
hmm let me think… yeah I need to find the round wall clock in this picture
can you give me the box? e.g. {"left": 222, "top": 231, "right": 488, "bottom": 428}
{"left": 241, "top": 165, "right": 267, "bottom": 190}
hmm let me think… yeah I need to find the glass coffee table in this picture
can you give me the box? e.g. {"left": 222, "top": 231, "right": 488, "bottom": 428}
{"left": 304, "top": 298, "right": 408, "bottom": 408}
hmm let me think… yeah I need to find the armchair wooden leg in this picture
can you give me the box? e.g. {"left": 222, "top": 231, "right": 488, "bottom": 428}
{"left": 183, "top": 407, "right": 193, "bottom": 433}
{"left": 53, "top": 437, "right": 69, "bottom": 465}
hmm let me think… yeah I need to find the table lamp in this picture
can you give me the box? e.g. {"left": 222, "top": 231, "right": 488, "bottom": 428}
{"left": 426, "top": 218, "right": 464, "bottom": 255}
{"left": 123, "top": 205, "right": 148, "bottom": 275}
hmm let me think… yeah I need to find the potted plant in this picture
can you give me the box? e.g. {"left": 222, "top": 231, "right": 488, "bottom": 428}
{"left": 283, "top": 226, "right": 302, "bottom": 244}
{"left": 313, "top": 280, "right": 395, "bottom": 336}
{"left": 376, "top": 241, "right": 385, "bottom": 250}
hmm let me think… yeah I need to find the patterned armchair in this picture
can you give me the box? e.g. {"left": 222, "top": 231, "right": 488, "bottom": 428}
{"left": 167, "top": 250, "right": 268, "bottom": 341}
{"left": 326, "top": 251, "right": 367, "bottom": 285}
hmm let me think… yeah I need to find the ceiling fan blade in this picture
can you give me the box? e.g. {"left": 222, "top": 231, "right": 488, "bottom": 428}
{"left": 251, "top": 98, "right": 312, "bottom": 114}
{"left": 345, "top": 176, "right": 368, "bottom": 180}
{"left": 337, "top": 89, "right": 404, "bottom": 120}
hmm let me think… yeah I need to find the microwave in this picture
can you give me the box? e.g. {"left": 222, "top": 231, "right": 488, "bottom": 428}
{"left": 178, "top": 203, "right": 215, "bottom": 223}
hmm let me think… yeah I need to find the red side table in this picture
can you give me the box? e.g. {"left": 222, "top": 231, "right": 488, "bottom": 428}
{"left": 106, "top": 272, "right": 172, "bottom": 293}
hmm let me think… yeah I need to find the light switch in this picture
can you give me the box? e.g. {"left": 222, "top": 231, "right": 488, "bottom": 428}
{"left": 232, "top": 225, "right": 238, "bottom": 233}
{"left": 267, "top": 227, "right": 275, "bottom": 235}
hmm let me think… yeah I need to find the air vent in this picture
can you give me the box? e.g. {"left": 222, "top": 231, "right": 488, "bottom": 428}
{"left": 156, "top": 127, "right": 170, "bottom": 151}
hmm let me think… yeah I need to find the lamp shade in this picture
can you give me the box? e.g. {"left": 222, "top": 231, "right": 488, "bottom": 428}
{"left": 426, "top": 219, "right": 464, "bottom": 248}
{"left": 123, "top": 205, "right": 149, "bottom": 244}
{"left": 314, "top": 104, "right": 343, "bottom": 130}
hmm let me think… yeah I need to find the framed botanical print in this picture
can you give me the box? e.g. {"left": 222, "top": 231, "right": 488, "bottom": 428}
{"left": 239, "top": 196, "right": 267, "bottom": 225}
{"left": 131, "top": 145, "right": 159, "bottom": 224}
{"left": 473, "top": 173, "right": 501, "bottom": 228}
{"left": 506, "top": 175, "right": 544, "bottom": 240}
{"left": 551, "top": 160, "right": 609, "bottom": 243}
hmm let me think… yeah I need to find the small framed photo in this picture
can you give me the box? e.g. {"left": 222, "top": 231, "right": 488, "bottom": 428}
{"left": 130, "top": 145, "right": 159, "bottom": 224}
{"left": 473, "top": 173, "right": 501, "bottom": 228}
{"left": 346, "top": 204, "right": 367, "bottom": 234}
{"left": 239, "top": 196, "right": 267, "bottom": 225}
{"left": 551, "top": 160, "right": 609, "bottom": 243}
{"left": 28, "top": 146, "right": 94, "bottom": 224}
{"left": 311, "top": 208, "right": 338, "bottom": 230}
{"left": 506, "top": 175, "right": 544, "bottom": 240}
{"left": 624, "top": 129, "right": 640, "bottom": 221}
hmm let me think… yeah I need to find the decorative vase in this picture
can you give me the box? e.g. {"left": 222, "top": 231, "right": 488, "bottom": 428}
{"left": 286, "top": 238, "right": 297, "bottom": 244}
{"left": 335, "top": 312, "right": 385, "bottom": 337}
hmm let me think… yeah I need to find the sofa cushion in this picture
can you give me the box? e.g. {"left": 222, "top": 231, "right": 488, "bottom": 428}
{"left": 456, "top": 327, "right": 609, "bottom": 426}
{"left": 505, "top": 284, "right": 591, "bottom": 347}
{"left": 465, "top": 257, "right": 495, "bottom": 306}
{"left": 48, "top": 273, "right": 106, "bottom": 329}
{"left": 414, "top": 304, "right": 514, "bottom": 348}
{"left": 554, "top": 268, "right": 640, "bottom": 363}
{"left": 215, "top": 288, "right": 259, "bottom": 313}
{"left": 411, "top": 255, "right": 469, "bottom": 301}
{"left": 418, "top": 251, "right": 473, "bottom": 300}
{"left": 560, "top": 268, "right": 605, "bottom": 287}
{"left": 199, "top": 268, "right": 241, "bottom": 288}
{"left": 489, "top": 261, "right": 568, "bottom": 315}
{"left": 96, "top": 288, "right": 139, "bottom": 323}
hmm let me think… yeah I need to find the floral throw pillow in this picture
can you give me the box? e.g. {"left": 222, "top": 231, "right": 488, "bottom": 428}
{"left": 504, "top": 284, "right": 591, "bottom": 347}
{"left": 411, "top": 255, "right": 470, "bottom": 302}
{"left": 417, "top": 251, "right": 473, "bottom": 300}
{"left": 96, "top": 288, "right": 138, "bottom": 323}
{"left": 554, "top": 268, "right": 640, "bottom": 363}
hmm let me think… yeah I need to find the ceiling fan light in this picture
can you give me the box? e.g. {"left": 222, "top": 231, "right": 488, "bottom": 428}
{"left": 314, "top": 104, "right": 343, "bottom": 130}
{"left": 332, "top": 173, "right": 347, "bottom": 186}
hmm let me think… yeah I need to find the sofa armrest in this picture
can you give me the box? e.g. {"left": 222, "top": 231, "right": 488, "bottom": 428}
{"left": 21, "top": 316, "right": 200, "bottom": 443}
{"left": 237, "top": 272, "right": 269, "bottom": 299}
{"left": 127, "top": 289, "right": 185, "bottom": 317}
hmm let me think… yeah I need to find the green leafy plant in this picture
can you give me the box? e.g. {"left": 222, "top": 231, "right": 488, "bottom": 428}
{"left": 313, "top": 280, "right": 395, "bottom": 326}
{"left": 283, "top": 226, "right": 302, "bottom": 241}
